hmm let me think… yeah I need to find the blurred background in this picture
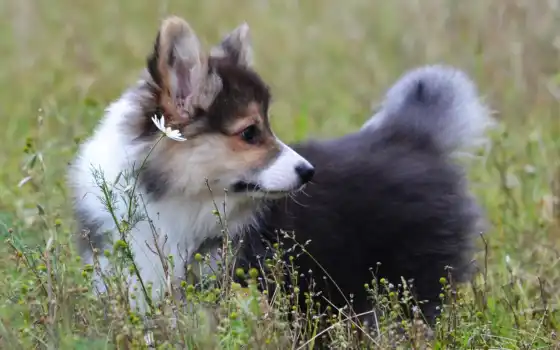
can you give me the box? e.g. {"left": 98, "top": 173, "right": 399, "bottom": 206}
{"left": 2, "top": 0, "right": 560, "bottom": 140}
{"left": 0, "top": 0, "right": 559, "bottom": 345}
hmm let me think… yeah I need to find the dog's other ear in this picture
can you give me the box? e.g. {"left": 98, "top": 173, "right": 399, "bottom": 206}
{"left": 148, "top": 16, "right": 220, "bottom": 122}
{"left": 210, "top": 23, "right": 253, "bottom": 67}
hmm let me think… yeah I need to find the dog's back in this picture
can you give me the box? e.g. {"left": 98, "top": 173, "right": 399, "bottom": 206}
{"left": 242, "top": 65, "right": 492, "bottom": 322}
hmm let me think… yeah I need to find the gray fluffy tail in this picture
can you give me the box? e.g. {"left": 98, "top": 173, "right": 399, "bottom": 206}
{"left": 361, "top": 65, "right": 494, "bottom": 154}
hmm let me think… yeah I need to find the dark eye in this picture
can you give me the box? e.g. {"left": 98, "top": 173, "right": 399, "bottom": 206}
{"left": 240, "top": 125, "right": 259, "bottom": 144}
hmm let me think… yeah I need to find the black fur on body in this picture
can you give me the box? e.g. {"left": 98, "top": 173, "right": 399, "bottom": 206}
{"left": 236, "top": 65, "right": 491, "bottom": 325}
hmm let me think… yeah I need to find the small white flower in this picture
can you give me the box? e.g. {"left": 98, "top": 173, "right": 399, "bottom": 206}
{"left": 151, "top": 115, "right": 187, "bottom": 142}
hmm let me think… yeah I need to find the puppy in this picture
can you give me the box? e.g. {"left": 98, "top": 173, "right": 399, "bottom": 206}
{"left": 68, "top": 16, "right": 314, "bottom": 311}
{"left": 68, "top": 15, "right": 491, "bottom": 325}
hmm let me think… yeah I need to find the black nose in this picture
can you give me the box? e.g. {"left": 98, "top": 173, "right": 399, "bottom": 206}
{"left": 295, "top": 163, "right": 315, "bottom": 184}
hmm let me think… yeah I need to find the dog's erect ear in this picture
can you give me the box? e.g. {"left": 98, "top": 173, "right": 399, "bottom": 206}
{"left": 148, "top": 16, "right": 221, "bottom": 122}
{"left": 210, "top": 23, "right": 253, "bottom": 67}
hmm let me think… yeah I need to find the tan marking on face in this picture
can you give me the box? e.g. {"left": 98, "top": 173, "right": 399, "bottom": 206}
{"left": 226, "top": 101, "right": 266, "bottom": 134}
{"left": 155, "top": 133, "right": 276, "bottom": 190}
{"left": 150, "top": 100, "right": 282, "bottom": 194}
{"left": 226, "top": 136, "right": 280, "bottom": 170}
{"left": 224, "top": 101, "right": 280, "bottom": 168}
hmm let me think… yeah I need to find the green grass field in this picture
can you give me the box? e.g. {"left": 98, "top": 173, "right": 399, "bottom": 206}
{"left": 1, "top": 0, "right": 560, "bottom": 348}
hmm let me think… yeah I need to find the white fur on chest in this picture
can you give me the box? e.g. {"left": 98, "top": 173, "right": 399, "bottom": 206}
{"left": 69, "top": 96, "right": 252, "bottom": 310}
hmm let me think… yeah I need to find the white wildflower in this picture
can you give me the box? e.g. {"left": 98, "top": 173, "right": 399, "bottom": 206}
{"left": 151, "top": 115, "right": 187, "bottom": 142}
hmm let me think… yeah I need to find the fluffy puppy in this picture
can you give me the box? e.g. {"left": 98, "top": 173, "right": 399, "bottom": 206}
{"left": 68, "top": 17, "right": 314, "bottom": 311}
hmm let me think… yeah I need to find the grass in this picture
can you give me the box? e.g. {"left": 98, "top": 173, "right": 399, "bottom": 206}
{"left": 1, "top": 0, "right": 560, "bottom": 348}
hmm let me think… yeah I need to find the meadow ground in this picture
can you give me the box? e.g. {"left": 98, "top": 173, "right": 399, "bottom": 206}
{"left": 1, "top": 0, "right": 560, "bottom": 348}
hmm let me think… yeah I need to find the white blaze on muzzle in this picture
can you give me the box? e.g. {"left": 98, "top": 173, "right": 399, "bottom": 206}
{"left": 255, "top": 140, "right": 314, "bottom": 193}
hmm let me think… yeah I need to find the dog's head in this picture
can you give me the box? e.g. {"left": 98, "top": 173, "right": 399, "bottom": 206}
{"left": 130, "top": 16, "right": 314, "bottom": 200}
